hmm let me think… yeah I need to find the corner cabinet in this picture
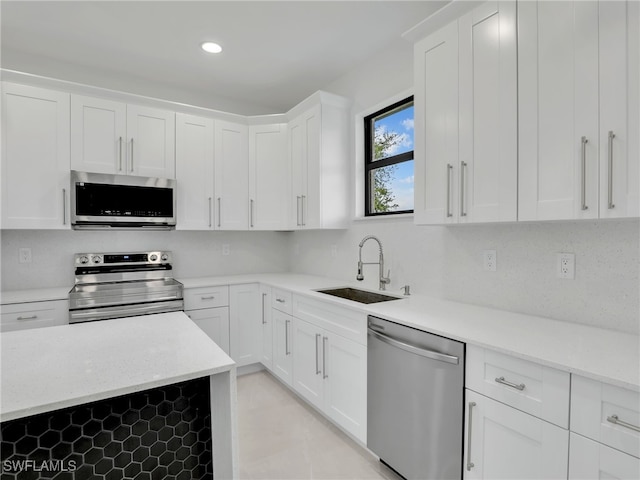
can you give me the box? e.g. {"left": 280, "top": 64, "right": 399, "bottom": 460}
{"left": 215, "top": 120, "right": 249, "bottom": 230}
{"left": 71, "top": 94, "right": 175, "bottom": 178}
{"left": 413, "top": 1, "right": 517, "bottom": 225}
{"left": 288, "top": 93, "right": 350, "bottom": 230}
{"left": 1, "top": 83, "right": 71, "bottom": 229}
{"left": 518, "top": 0, "right": 639, "bottom": 220}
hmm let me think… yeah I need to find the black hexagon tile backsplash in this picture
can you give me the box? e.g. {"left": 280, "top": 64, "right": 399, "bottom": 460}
{"left": 0, "top": 377, "right": 213, "bottom": 479}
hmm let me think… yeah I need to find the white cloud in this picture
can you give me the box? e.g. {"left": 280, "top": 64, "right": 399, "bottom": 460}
{"left": 402, "top": 118, "right": 414, "bottom": 131}
{"left": 385, "top": 132, "right": 413, "bottom": 155}
{"left": 398, "top": 175, "right": 414, "bottom": 185}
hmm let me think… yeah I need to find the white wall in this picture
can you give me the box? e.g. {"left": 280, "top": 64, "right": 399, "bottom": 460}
{"left": 1, "top": 230, "right": 290, "bottom": 291}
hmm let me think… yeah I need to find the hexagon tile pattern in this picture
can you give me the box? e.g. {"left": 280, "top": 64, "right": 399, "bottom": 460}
{"left": 0, "top": 377, "right": 213, "bottom": 480}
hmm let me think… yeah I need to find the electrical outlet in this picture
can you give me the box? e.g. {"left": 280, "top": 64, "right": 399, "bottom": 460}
{"left": 483, "top": 250, "right": 497, "bottom": 271}
{"left": 222, "top": 244, "right": 230, "bottom": 256}
{"left": 331, "top": 245, "right": 338, "bottom": 258}
{"left": 557, "top": 253, "right": 575, "bottom": 279}
{"left": 19, "top": 248, "right": 32, "bottom": 264}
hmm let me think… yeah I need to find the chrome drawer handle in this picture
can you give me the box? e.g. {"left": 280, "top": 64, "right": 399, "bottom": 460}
{"left": 17, "top": 315, "right": 38, "bottom": 321}
{"left": 201, "top": 296, "right": 215, "bottom": 300}
{"left": 495, "top": 376, "right": 525, "bottom": 391}
{"left": 607, "top": 415, "right": 640, "bottom": 433}
{"left": 275, "top": 298, "right": 286, "bottom": 303}
{"left": 466, "top": 401, "right": 476, "bottom": 471}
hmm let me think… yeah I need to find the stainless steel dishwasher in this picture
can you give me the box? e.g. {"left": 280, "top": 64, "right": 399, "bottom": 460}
{"left": 367, "top": 315, "right": 465, "bottom": 480}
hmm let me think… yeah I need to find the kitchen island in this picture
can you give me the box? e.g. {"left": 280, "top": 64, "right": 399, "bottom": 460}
{"left": 0, "top": 312, "right": 237, "bottom": 479}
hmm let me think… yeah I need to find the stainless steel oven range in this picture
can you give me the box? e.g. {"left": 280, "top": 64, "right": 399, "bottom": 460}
{"left": 68, "top": 251, "right": 183, "bottom": 324}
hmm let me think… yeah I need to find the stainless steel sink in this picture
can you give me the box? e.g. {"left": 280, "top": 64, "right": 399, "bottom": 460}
{"left": 316, "top": 287, "right": 401, "bottom": 304}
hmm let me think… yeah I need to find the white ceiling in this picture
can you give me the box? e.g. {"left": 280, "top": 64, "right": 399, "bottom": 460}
{"left": 0, "top": 1, "right": 448, "bottom": 114}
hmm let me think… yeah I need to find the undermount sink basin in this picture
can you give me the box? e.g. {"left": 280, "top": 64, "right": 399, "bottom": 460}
{"left": 316, "top": 287, "right": 401, "bottom": 304}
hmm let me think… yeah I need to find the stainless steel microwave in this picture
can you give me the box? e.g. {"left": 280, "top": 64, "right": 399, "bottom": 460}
{"left": 70, "top": 170, "right": 176, "bottom": 230}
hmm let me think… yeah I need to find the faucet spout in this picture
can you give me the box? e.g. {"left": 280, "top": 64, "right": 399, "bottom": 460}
{"left": 356, "top": 235, "right": 391, "bottom": 290}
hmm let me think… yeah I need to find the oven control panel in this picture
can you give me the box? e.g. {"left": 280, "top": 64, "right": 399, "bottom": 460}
{"left": 74, "top": 251, "right": 172, "bottom": 266}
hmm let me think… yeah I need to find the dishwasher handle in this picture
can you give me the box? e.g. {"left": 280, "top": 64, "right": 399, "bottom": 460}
{"left": 368, "top": 327, "right": 459, "bottom": 365}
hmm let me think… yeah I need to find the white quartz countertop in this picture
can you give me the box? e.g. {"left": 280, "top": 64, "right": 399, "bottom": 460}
{"left": 1, "top": 287, "right": 71, "bottom": 305}
{"left": 0, "top": 312, "right": 235, "bottom": 422}
{"left": 4, "top": 273, "right": 638, "bottom": 392}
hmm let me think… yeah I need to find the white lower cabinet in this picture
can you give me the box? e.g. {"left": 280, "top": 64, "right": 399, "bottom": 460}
{"left": 464, "top": 389, "right": 569, "bottom": 480}
{"left": 292, "top": 316, "right": 367, "bottom": 443}
{"left": 569, "top": 433, "right": 640, "bottom": 480}
{"left": 272, "top": 308, "right": 293, "bottom": 385}
{"left": 260, "top": 285, "right": 273, "bottom": 369}
{"left": 186, "top": 307, "right": 230, "bottom": 355}
{"left": 229, "top": 284, "right": 261, "bottom": 367}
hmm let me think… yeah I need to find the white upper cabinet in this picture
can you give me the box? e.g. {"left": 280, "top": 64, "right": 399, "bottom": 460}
{"left": 71, "top": 95, "right": 175, "bottom": 179}
{"left": 175, "top": 113, "right": 215, "bottom": 230}
{"left": 215, "top": 120, "right": 249, "bottom": 230}
{"left": 288, "top": 93, "right": 350, "bottom": 230}
{"left": 248, "top": 124, "right": 289, "bottom": 230}
{"left": 519, "top": 0, "right": 639, "bottom": 220}
{"left": 598, "top": 1, "right": 639, "bottom": 218}
{"left": 414, "top": 1, "right": 516, "bottom": 225}
{"left": 2, "top": 83, "right": 71, "bottom": 229}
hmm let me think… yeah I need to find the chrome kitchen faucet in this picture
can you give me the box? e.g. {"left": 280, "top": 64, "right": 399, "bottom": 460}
{"left": 356, "top": 235, "right": 390, "bottom": 290}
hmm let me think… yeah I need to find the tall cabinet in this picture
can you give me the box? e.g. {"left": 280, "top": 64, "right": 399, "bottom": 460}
{"left": 413, "top": 1, "right": 517, "bottom": 225}
{"left": 518, "top": 0, "right": 639, "bottom": 220}
{"left": 215, "top": 120, "right": 249, "bottom": 230}
{"left": 1, "top": 83, "right": 70, "bottom": 229}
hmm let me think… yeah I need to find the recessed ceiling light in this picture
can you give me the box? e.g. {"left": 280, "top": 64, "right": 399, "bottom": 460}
{"left": 201, "top": 42, "right": 222, "bottom": 54}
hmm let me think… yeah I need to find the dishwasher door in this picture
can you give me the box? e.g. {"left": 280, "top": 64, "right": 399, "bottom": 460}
{"left": 367, "top": 316, "right": 465, "bottom": 480}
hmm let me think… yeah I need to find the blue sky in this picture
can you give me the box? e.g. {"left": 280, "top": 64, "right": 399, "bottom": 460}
{"left": 374, "top": 105, "right": 414, "bottom": 211}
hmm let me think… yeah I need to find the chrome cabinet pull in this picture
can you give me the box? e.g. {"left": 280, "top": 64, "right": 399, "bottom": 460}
{"left": 217, "top": 197, "right": 221, "bottom": 227}
{"left": 285, "top": 319, "right": 290, "bottom": 355}
{"left": 62, "top": 189, "right": 67, "bottom": 225}
{"left": 208, "top": 197, "right": 212, "bottom": 227}
{"left": 607, "top": 415, "right": 640, "bottom": 433}
{"left": 322, "top": 336, "right": 328, "bottom": 379}
{"left": 250, "top": 199, "right": 254, "bottom": 228}
{"left": 608, "top": 130, "right": 615, "bottom": 209}
{"left": 581, "top": 136, "right": 589, "bottom": 210}
{"left": 466, "top": 401, "right": 476, "bottom": 471}
{"left": 446, "top": 164, "right": 453, "bottom": 218}
{"left": 130, "top": 138, "right": 134, "bottom": 172}
{"left": 460, "top": 161, "right": 467, "bottom": 217}
{"left": 201, "top": 296, "right": 215, "bottom": 300}
{"left": 261, "top": 293, "right": 267, "bottom": 324}
{"left": 495, "top": 376, "right": 525, "bottom": 391}
{"left": 296, "top": 196, "right": 301, "bottom": 226}
{"left": 118, "top": 136, "right": 123, "bottom": 171}
{"left": 17, "top": 315, "right": 38, "bottom": 321}
{"left": 301, "top": 195, "right": 306, "bottom": 226}
{"left": 315, "top": 333, "right": 321, "bottom": 375}
{"left": 275, "top": 298, "right": 285, "bottom": 303}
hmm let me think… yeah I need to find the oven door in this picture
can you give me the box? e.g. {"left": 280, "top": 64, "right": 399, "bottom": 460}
{"left": 69, "top": 299, "right": 184, "bottom": 324}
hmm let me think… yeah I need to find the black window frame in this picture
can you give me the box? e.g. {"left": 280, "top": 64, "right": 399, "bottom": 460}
{"left": 364, "top": 95, "right": 414, "bottom": 217}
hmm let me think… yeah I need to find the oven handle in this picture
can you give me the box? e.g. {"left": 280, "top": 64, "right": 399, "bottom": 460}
{"left": 368, "top": 327, "right": 459, "bottom": 365}
{"left": 69, "top": 300, "right": 183, "bottom": 322}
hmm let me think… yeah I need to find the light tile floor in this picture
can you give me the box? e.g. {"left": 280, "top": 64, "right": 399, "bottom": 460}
{"left": 237, "top": 370, "right": 403, "bottom": 480}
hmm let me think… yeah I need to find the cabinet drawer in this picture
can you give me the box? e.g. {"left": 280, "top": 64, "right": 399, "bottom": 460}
{"left": 184, "top": 286, "right": 229, "bottom": 310}
{"left": 571, "top": 375, "right": 640, "bottom": 458}
{"left": 466, "top": 345, "right": 570, "bottom": 428}
{"left": 272, "top": 288, "right": 292, "bottom": 315}
{"left": 292, "top": 294, "right": 367, "bottom": 345}
{"left": 1, "top": 300, "right": 68, "bottom": 332}
{"left": 569, "top": 433, "right": 640, "bottom": 479}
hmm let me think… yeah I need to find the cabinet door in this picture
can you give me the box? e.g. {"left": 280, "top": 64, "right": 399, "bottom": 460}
{"left": 301, "top": 105, "right": 321, "bottom": 229}
{"left": 260, "top": 286, "right": 273, "bottom": 369}
{"left": 229, "top": 284, "right": 261, "bottom": 367}
{"left": 323, "top": 332, "right": 367, "bottom": 443}
{"left": 214, "top": 120, "right": 249, "bottom": 230}
{"left": 518, "top": 1, "right": 599, "bottom": 220}
{"left": 289, "top": 113, "right": 306, "bottom": 228}
{"left": 569, "top": 433, "right": 640, "bottom": 480}
{"left": 186, "top": 307, "right": 230, "bottom": 355}
{"left": 414, "top": 21, "right": 459, "bottom": 224}
{"left": 126, "top": 105, "right": 175, "bottom": 178}
{"left": 292, "top": 318, "right": 323, "bottom": 410}
{"left": 599, "top": 0, "right": 640, "bottom": 218}
{"left": 248, "top": 124, "right": 289, "bottom": 230}
{"left": 176, "top": 113, "right": 215, "bottom": 230}
{"left": 1, "top": 83, "right": 70, "bottom": 229}
{"left": 464, "top": 390, "right": 569, "bottom": 480}
{"left": 458, "top": 1, "right": 517, "bottom": 223}
{"left": 272, "top": 309, "right": 293, "bottom": 386}
{"left": 71, "top": 95, "right": 127, "bottom": 174}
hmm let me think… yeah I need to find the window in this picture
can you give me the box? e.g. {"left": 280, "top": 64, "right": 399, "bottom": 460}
{"left": 364, "top": 96, "right": 414, "bottom": 216}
